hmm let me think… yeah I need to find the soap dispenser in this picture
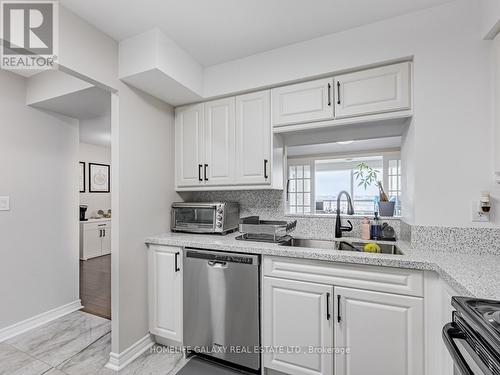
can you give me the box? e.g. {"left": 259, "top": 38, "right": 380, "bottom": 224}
{"left": 370, "top": 212, "right": 382, "bottom": 240}
{"left": 361, "top": 217, "right": 371, "bottom": 240}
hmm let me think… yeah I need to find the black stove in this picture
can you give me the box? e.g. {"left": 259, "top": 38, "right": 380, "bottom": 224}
{"left": 443, "top": 297, "right": 500, "bottom": 375}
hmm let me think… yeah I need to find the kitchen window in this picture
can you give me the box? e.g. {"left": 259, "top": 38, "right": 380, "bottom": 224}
{"left": 286, "top": 152, "right": 401, "bottom": 216}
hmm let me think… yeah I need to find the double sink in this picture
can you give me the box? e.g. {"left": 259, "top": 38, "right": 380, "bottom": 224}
{"left": 281, "top": 238, "right": 403, "bottom": 255}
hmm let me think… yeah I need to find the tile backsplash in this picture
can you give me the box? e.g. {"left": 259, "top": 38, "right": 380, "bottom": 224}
{"left": 185, "top": 189, "right": 500, "bottom": 255}
{"left": 187, "top": 190, "right": 400, "bottom": 240}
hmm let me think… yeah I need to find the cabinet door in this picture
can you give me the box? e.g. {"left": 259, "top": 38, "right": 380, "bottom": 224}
{"left": 334, "top": 286, "right": 423, "bottom": 375}
{"left": 204, "top": 97, "right": 235, "bottom": 185}
{"left": 148, "top": 246, "right": 182, "bottom": 342}
{"left": 175, "top": 104, "right": 204, "bottom": 187}
{"left": 235, "top": 90, "right": 271, "bottom": 185}
{"left": 82, "top": 229, "right": 102, "bottom": 260}
{"left": 263, "top": 277, "right": 333, "bottom": 375}
{"left": 100, "top": 226, "right": 111, "bottom": 255}
{"left": 334, "top": 62, "right": 411, "bottom": 119}
{"left": 272, "top": 78, "right": 334, "bottom": 126}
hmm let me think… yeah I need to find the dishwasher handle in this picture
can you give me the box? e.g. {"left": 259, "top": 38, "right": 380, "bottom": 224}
{"left": 207, "top": 260, "right": 228, "bottom": 269}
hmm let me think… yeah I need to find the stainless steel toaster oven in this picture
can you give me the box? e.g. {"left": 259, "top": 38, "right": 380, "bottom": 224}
{"left": 171, "top": 202, "right": 239, "bottom": 234}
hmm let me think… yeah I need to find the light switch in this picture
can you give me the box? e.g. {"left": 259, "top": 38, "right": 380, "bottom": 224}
{"left": 0, "top": 196, "right": 10, "bottom": 211}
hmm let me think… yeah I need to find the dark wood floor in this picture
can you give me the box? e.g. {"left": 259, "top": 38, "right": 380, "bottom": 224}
{"left": 80, "top": 255, "right": 111, "bottom": 319}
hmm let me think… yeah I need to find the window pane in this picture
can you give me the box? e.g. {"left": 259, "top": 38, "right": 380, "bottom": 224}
{"left": 289, "top": 193, "right": 296, "bottom": 205}
{"left": 289, "top": 166, "right": 296, "bottom": 179}
{"left": 289, "top": 206, "right": 296, "bottom": 213}
{"left": 296, "top": 166, "right": 303, "bottom": 178}
{"left": 297, "top": 193, "right": 303, "bottom": 206}
{"left": 304, "top": 165, "right": 310, "bottom": 178}
{"left": 289, "top": 180, "right": 296, "bottom": 192}
{"left": 296, "top": 180, "right": 303, "bottom": 192}
{"left": 304, "top": 193, "right": 310, "bottom": 206}
{"left": 296, "top": 206, "right": 303, "bottom": 213}
{"left": 304, "top": 206, "right": 311, "bottom": 213}
{"left": 304, "top": 179, "right": 310, "bottom": 192}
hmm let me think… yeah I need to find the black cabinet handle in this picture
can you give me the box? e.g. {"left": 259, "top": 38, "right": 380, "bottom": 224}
{"left": 103, "top": 229, "right": 105, "bottom": 237}
{"left": 204, "top": 164, "right": 208, "bottom": 181}
{"left": 327, "top": 83, "right": 331, "bottom": 106}
{"left": 174, "top": 252, "right": 180, "bottom": 272}
{"left": 264, "top": 159, "right": 268, "bottom": 179}
{"left": 337, "top": 295, "right": 342, "bottom": 323}
{"left": 337, "top": 81, "right": 341, "bottom": 105}
{"left": 326, "top": 292, "right": 331, "bottom": 321}
{"left": 99, "top": 229, "right": 102, "bottom": 238}
{"left": 198, "top": 164, "right": 202, "bottom": 181}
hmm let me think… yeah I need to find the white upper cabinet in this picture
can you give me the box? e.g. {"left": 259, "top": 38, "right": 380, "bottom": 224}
{"left": 203, "top": 98, "right": 235, "bottom": 185}
{"left": 175, "top": 104, "right": 204, "bottom": 187}
{"left": 263, "top": 276, "right": 333, "bottom": 375}
{"left": 334, "top": 62, "right": 411, "bottom": 119}
{"left": 272, "top": 78, "right": 334, "bottom": 126}
{"left": 235, "top": 90, "right": 271, "bottom": 185}
{"left": 334, "top": 286, "right": 424, "bottom": 375}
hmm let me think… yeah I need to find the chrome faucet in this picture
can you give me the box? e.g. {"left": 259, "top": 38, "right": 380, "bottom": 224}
{"left": 335, "top": 190, "right": 354, "bottom": 238}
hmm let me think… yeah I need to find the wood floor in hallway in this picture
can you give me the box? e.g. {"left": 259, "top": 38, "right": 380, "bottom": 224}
{"left": 80, "top": 255, "right": 111, "bottom": 319}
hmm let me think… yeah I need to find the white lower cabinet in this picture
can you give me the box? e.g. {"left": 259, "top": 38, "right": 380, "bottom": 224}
{"left": 148, "top": 245, "right": 182, "bottom": 343}
{"left": 262, "top": 257, "right": 425, "bottom": 375}
{"left": 334, "top": 287, "right": 424, "bottom": 375}
{"left": 263, "top": 277, "right": 334, "bottom": 375}
{"left": 79, "top": 220, "right": 111, "bottom": 260}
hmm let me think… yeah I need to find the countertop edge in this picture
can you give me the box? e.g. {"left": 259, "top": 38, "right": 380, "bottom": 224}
{"left": 144, "top": 233, "right": 495, "bottom": 299}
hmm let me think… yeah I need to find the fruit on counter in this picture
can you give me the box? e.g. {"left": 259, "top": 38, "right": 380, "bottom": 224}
{"left": 364, "top": 243, "right": 381, "bottom": 253}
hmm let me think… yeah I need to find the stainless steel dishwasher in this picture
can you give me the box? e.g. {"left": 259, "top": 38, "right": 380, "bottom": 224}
{"left": 183, "top": 248, "right": 260, "bottom": 372}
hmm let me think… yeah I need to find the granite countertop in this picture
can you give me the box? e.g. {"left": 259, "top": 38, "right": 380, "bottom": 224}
{"left": 145, "top": 232, "right": 500, "bottom": 300}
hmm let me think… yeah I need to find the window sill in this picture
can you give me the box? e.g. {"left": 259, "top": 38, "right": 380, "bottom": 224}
{"left": 285, "top": 213, "right": 402, "bottom": 221}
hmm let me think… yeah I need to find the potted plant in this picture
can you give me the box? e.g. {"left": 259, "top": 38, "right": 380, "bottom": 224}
{"left": 354, "top": 163, "right": 395, "bottom": 217}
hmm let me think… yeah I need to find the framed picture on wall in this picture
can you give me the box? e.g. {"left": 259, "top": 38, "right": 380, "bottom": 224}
{"left": 79, "top": 162, "right": 86, "bottom": 193}
{"left": 89, "top": 163, "right": 110, "bottom": 193}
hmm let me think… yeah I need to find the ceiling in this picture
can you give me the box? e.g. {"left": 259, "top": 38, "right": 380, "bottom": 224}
{"left": 30, "top": 86, "right": 111, "bottom": 147}
{"left": 31, "top": 87, "right": 111, "bottom": 119}
{"left": 60, "top": 0, "right": 454, "bottom": 67}
{"left": 287, "top": 136, "right": 401, "bottom": 157}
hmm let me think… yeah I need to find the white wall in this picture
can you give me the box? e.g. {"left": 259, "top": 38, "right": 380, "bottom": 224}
{"left": 59, "top": 6, "right": 119, "bottom": 90}
{"left": 116, "top": 84, "right": 179, "bottom": 352}
{"left": 201, "top": 0, "right": 499, "bottom": 227}
{"left": 79, "top": 142, "right": 111, "bottom": 218}
{"left": 0, "top": 70, "right": 79, "bottom": 330}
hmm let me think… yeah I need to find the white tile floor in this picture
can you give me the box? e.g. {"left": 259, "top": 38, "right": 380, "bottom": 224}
{"left": 0, "top": 311, "right": 188, "bottom": 375}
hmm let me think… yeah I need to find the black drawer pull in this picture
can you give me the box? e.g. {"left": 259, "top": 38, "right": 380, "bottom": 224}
{"left": 337, "top": 81, "right": 341, "bottom": 105}
{"left": 175, "top": 252, "right": 180, "bottom": 272}
{"left": 326, "top": 292, "right": 331, "bottom": 320}
{"left": 264, "top": 159, "right": 268, "bottom": 179}
{"left": 337, "top": 294, "right": 342, "bottom": 323}
{"left": 198, "top": 164, "right": 202, "bottom": 181}
{"left": 204, "top": 164, "right": 208, "bottom": 181}
{"left": 327, "top": 83, "right": 331, "bottom": 106}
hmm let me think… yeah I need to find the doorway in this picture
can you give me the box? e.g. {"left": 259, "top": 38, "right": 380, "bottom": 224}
{"left": 31, "top": 80, "right": 113, "bottom": 319}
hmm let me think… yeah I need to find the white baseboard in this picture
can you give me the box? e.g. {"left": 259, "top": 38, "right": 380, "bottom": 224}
{"left": 105, "top": 333, "right": 154, "bottom": 371}
{"left": 0, "top": 299, "right": 82, "bottom": 342}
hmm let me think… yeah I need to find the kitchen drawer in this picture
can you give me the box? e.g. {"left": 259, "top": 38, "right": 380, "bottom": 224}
{"left": 81, "top": 221, "right": 110, "bottom": 232}
{"left": 263, "top": 256, "right": 423, "bottom": 297}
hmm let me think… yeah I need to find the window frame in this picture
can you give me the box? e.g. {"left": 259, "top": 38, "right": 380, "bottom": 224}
{"left": 286, "top": 150, "right": 402, "bottom": 216}
{"left": 286, "top": 158, "right": 315, "bottom": 214}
